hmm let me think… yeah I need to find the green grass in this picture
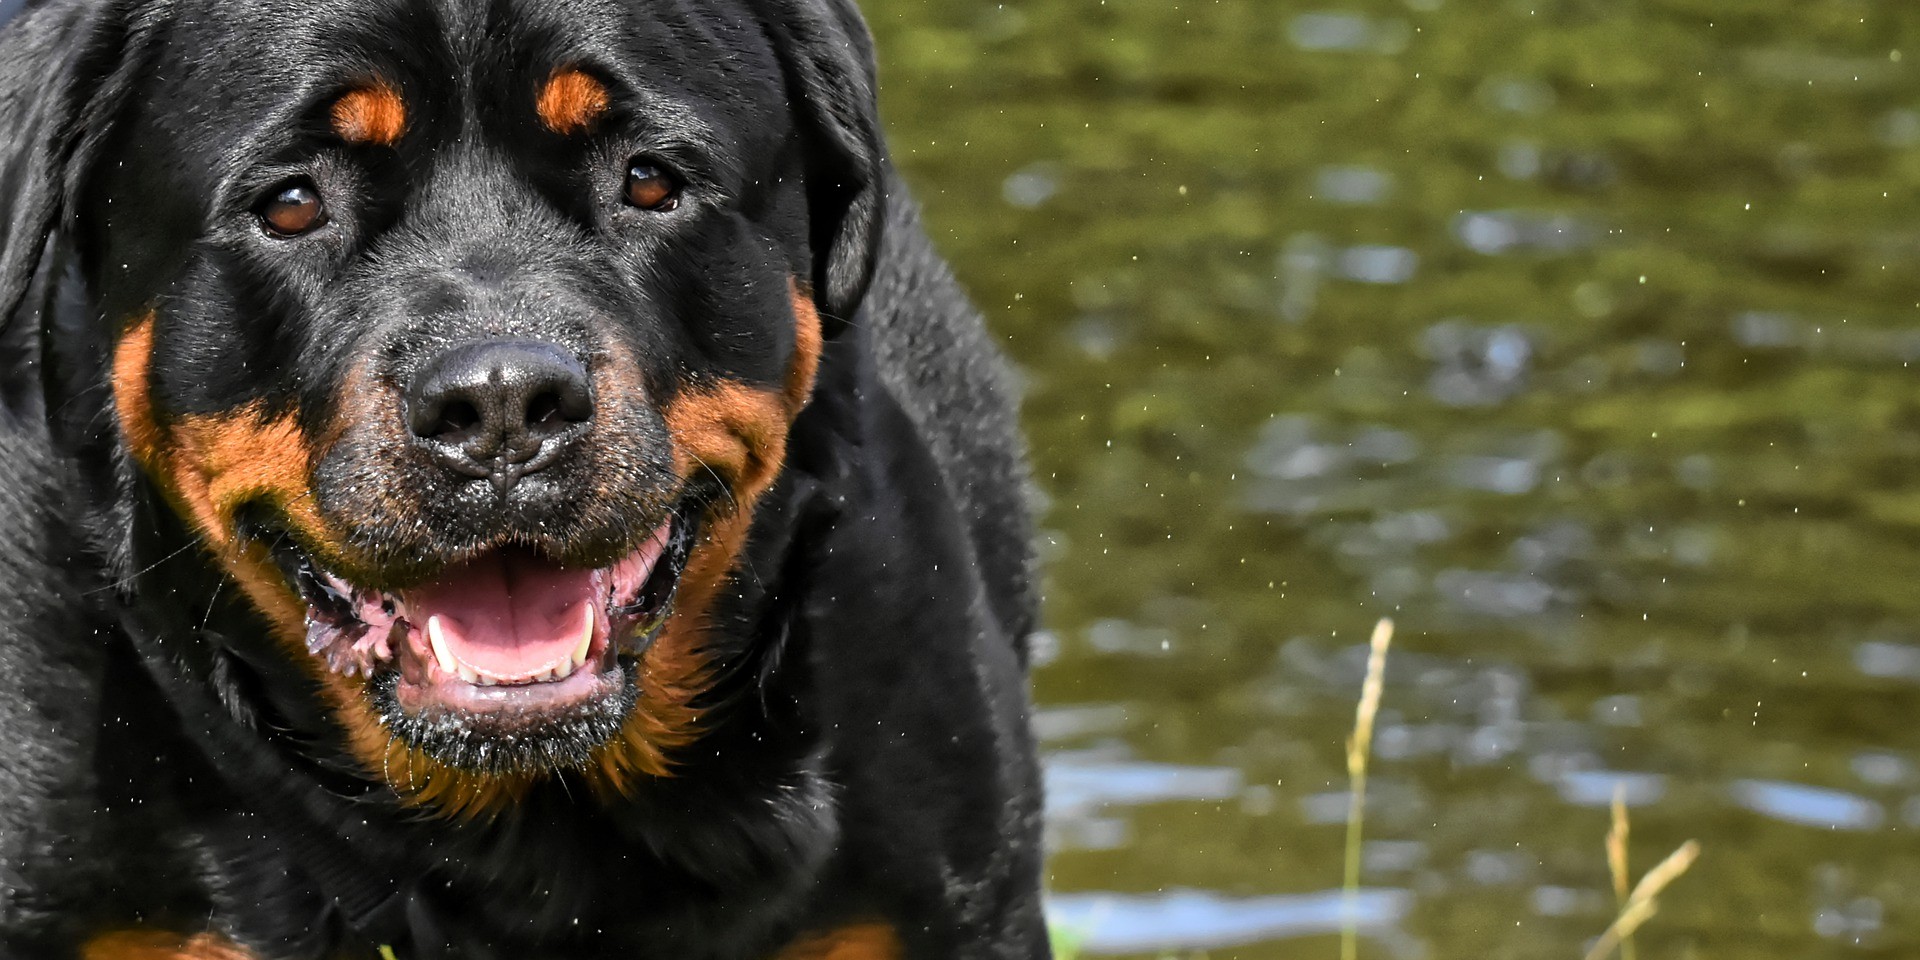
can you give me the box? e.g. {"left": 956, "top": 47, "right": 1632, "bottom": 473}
{"left": 1049, "top": 919, "right": 1088, "bottom": 960}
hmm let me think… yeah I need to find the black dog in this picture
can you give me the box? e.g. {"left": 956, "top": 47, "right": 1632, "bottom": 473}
{"left": 0, "top": 1, "right": 1046, "bottom": 956}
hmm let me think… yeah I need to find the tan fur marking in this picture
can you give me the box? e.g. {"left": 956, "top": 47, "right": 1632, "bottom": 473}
{"left": 775, "top": 923, "right": 903, "bottom": 960}
{"left": 582, "top": 618, "right": 709, "bottom": 800}
{"left": 112, "top": 310, "right": 326, "bottom": 638}
{"left": 109, "top": 316, "right": 530, "bottom": 816}
{"left": 82, "top": 931, "right": 258, "bottom": 960}
{"left": 331, "top": 82, "right": 407, "bottom": 146}
{"left": 586, "top": 281, "right": 825, "bottom": 799}
{"left": 570, "top": 340, "right": 710, "bottom": 801}
{"left": 785, "top": 279, "right": 824, "bottom": 415}
{"left": 537, "top": 66, "right": 610, "bottom": 134}
{"left": 665, "top": 381, "right": 789, "bottom": 499}
{"left": 169, "top": 409, "right": 319, "bottom": 542}
{"left": 329, "top": 678, "right": 532, "bottom": 817}
{"left": 111, "top": 313, "right": 164, "bottom": 463}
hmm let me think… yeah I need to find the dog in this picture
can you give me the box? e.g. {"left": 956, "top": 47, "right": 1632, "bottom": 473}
{"left": 0, "top": 0, "right": 1046, "bottom": 956}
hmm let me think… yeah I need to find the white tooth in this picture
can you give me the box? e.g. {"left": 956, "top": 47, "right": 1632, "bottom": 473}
{"left": 554, "top": 660, "right": 576, "bottom": 681}
{"left": 477, "top": 674, "right": 498, "bottom": 686}
{"left": 572, "top": 606, "right": 595, "bottom": 666}
{"left": 457, "top": 665, "right": 480, "bottom": 684}
{"left": 427, "top": 616, "right": 460, "bottom": 675}
{"left": 535, "top": 669, "right": 555, "bottom": 682}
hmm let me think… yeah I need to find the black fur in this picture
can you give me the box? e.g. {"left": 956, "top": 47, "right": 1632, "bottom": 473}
{"left": 0, "top": 1, "right": 1045, "bottom": 957}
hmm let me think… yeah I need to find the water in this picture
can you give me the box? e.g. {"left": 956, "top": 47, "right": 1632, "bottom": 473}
{"left": 868, "top": 1, "right": 1920, "bottom": 956}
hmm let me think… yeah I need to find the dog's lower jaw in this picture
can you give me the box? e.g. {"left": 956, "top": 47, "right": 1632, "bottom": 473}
{"left": 368, "top": 659, "right": 643, "bottom": 777}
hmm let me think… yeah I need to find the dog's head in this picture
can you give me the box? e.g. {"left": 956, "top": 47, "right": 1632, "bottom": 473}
{"left": 0, "top": 0, "right": 880, "bottom": 815}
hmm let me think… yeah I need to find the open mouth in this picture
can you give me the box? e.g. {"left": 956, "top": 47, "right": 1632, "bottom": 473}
{"left": 274, "top": 509, "right": 697, "bottom": 724}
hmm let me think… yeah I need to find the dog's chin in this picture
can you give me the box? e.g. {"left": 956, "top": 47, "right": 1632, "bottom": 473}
{"left": 368, "top": 660, "right": 641, "bottom": 775}
{"left": 272, "top": 510, "right": 698, "bottom": 775}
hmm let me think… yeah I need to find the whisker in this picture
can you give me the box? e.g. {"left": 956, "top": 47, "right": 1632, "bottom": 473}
{"left": 87, "top": 535, "right": 205, "bottom": 595}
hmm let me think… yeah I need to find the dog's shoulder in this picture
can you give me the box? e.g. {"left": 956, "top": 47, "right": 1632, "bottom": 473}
{"left": 858, "top": 177, "right": 1038, "bottom": 648}
{"left": 0, "top": 422, "right": 123, "bottom": 952}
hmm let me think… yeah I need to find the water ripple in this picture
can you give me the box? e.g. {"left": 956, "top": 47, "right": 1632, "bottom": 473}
{"left": 1048, "top": 888, "right": 1413, "bottom": 953}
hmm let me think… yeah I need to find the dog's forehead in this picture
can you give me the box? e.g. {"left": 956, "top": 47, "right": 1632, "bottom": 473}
{"left": 155, "top": 0, "right": 785, "bottom": 141}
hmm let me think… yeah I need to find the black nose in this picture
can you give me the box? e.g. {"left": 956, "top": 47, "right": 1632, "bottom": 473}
{"left": 406, "top": 339, "right": 594, "bottom": 493}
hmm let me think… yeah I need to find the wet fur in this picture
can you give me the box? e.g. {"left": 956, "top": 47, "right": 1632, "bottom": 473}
{"left": 0, "top": 0, "right": 1045, "bottom": 957}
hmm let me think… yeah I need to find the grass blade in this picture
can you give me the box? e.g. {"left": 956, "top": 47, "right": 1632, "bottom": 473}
{"left": 1340, "top": 618, "right": 1394, "bottom": 960}
{"left": 1584, "top": 839, "right": 1700, "bottom": 960}
{"left": 1606, "top": 785, "right": 1633, "bottom": 960}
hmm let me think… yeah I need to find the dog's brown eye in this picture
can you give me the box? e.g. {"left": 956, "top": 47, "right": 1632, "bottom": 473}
{"left": 260, "top": 183, "right": 328, "bottom": 237}
{"left": 624, "top": 163, "right": 678, "bottom": 211}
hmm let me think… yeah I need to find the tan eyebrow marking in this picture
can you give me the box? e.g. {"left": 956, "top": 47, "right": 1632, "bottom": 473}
{"left": 331, "top": 81, "right": 407, "bottom": 146}
{"left": 537, "top": 66, "right": 610, "bottom": 134}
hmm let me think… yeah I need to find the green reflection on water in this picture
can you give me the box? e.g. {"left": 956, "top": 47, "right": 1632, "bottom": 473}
{"left": 868, "top": 0, "right": 1920, "bottom": 956}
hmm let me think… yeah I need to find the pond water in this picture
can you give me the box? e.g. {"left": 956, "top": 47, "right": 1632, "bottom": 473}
{"left": 869, "top": 1, "right": 1920, "bottom": 956}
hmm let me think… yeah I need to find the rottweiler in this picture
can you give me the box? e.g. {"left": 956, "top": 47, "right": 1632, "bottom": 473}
{"left": 0, "top": 0, "right": 1047, "bottom": 957}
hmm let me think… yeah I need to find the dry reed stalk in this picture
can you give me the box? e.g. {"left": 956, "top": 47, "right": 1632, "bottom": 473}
{"left": 1340, "top": 618, "right": 1394, "bottom": 960}
{"left": 1583, "top": 838, "right": 1701, "bottom": 960}
{"left": 1606, "top": 785, "right": 1634, "bottom": 960}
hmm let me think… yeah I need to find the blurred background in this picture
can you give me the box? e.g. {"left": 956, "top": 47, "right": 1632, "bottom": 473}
{"left": 862, "top": 1, "right": 1920, "bottom": 956}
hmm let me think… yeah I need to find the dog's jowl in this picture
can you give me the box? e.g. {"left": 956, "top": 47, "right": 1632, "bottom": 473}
{"left": 0, "top": 2, "right": 1045, "bottom": 957}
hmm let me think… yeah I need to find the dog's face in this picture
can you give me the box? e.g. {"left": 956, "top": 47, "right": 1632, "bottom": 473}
{"left": 3, "top": 0, "right": 877, "bottom": 813}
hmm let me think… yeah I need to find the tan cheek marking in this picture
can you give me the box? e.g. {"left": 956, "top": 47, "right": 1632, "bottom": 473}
{"left": 106, "top": 315, "right": 532, "bottom": 817}
{"left": 156, "top": 412, "right": 324, "bottom": 652}
{"left": 774, "top": 923, "right": 903, "bottom": 960}
{"left": 785, "top": 279, "right": 824, "bottom": 415}
{"left": 664, "top": 381, "right": 790, "bottom": 501}
{"left": 537, "top": 66, "right": 609, "bottom": 134}
{"left": 659, "top": 277, "right": 821, "bottom": 499}
{"left": 331, "top": 82, "right": 407, "bottom": 146}
{"left": 111, "top": 313, "right": 163, "bottom": 464}
{"left": 586, "top": 283, "right": 823, "bottom": 799}
{"left": 167, "top": 409, "right": 319, "bottom": 543}
{"left": 82, "top": 931, "right": 259, "bottom": 960}
{"left": 111, "top": 313, "right": 341, "bottom": 685}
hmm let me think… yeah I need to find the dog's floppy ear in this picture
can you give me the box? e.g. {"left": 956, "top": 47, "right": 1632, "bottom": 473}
{"left": 0, "top": 0, "right": 163, "bottom": 422}
{"left": 756, "top": 0, "right": 886, "bottom": 333}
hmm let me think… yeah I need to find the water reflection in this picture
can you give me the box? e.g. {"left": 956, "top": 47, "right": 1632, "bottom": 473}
{"left": 1729, "top": 780, "right": 1886, "bottom": 832}
{"left": 1313, "top": 166, "right": 1394, "bottom": 206}
{"left": 1287, "top": 12, "right": 1411, "bottom": 55}
{"left": 1549, "top": 770, "right": 1668, "bottom": 808}
{"left": 872, "top": 0, "right": 1920, "bottom": 955}
{"left": 1044, "top": 755, "right": 1244, "bottom": 820}
{"left": 1048, "top": 889, "right": 1415, "bottom": 955}
{"left": 1453, "top": 210, "right": 1600, "bottom": 256}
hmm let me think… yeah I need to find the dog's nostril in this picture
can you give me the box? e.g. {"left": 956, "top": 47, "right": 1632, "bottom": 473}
{"left": 405, "top": 340, "right": 595, "bottom": 485}
{"left": 524, "top": 390, "right": 564, "bottom": 434}
{"left": 434, "top": 400, "right": 482, "bottom": 442}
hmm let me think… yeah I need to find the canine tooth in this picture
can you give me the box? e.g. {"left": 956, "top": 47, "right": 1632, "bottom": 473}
{"left": 427, "top": 616, "right": 460, "bottom": 675}
{"left": 572, "top": 606, "right": 594, "bottom": 666}
{"left": 457, "top": 665, "right": 480, "bottom": 684}
{"left": 554, "top": 660, "right": 575, "bottom": 681}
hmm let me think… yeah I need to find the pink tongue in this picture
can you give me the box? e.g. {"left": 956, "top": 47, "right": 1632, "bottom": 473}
{"left": 407, "top": 551, "right": 595, "bottom": 680}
